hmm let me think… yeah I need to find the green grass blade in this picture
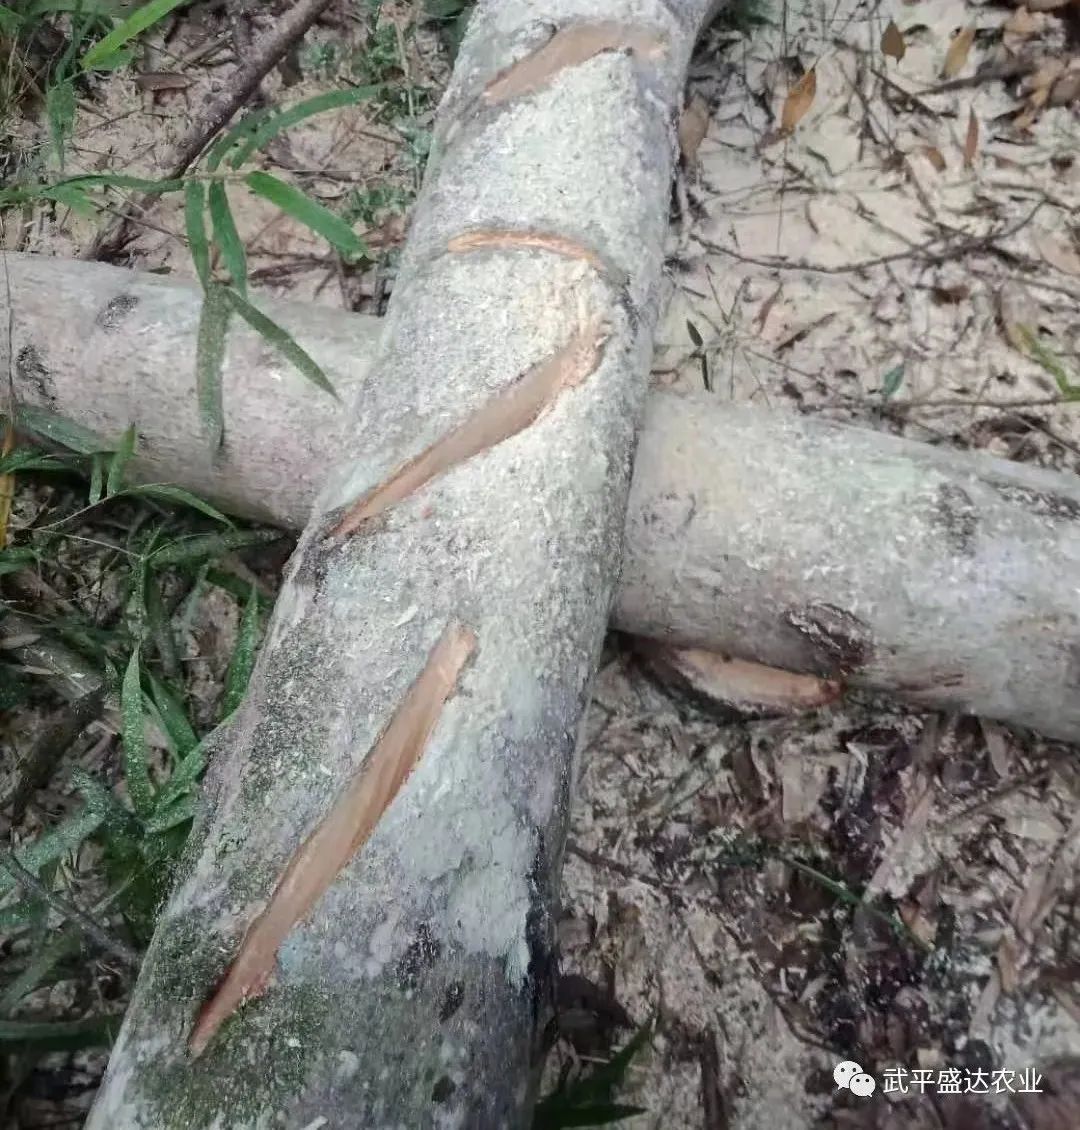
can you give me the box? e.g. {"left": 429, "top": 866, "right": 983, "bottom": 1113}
{"left": 47, "top": 183, "right": 98, "bottom": 216}
{"left": 148, "top": 527, "right": 281, "bottom": 569}
{"left": 195, "top": 283, "right": 230, "bottom": 452}
{"left": 184, "top": 179, "right": 210, "bottom": 286}
{"left": 0, "top": 449, "right": 71, "bottom": 474}
{"left": 0, "top": 1015, "right": 121, "bottom": 1050}
{"left": 1, "top": 925, "right": 81, "bottom": 1012}
{"left": 0, "top": 898, "right": 43, "bottom": 932}
{"left": 120, "top": 483, "right": 232, "bottom": 526}
{"left": 147, "top": 674, "right": 197, "bottom": 757}
{"left": 14, "top": 404, "right": 111, "bottom": 454}
{"left": 70, "top": 769, "right": 141, "bottom": 838}
{"left": 106, "top": 424, "right": 136, "bottom": 496}
{"left": 154, "top": 732, "right": 211, "bottom": 813}
{"left": 1019, "top": 326, "right": 1080, "bottom": 400}
{"left": 82, "top": 0, "right": 191, "bottom": 70}
{"left": 221, "top": 583, "right": 260, "bottom": 717}
{"left": 228, "top": 87, "right": 381, "bottom": 168}
{"left": 143, "top": 793, "right": 196, "bottom": 834}
{"left": 46, "top": 173, "right": 185, "bottom": 193}
{"left": 46, "top": 79, "right": 76, "bottom": 168}
{"left": 0, "top": 810, "right": 103, "bottom": 897}
{"left": 245, "top": 171, "right": 366, "bottom": 259}
{"left": 220, "top": 287, "right": 337, "bottom": 398}
{"left": 120, "top": 647, "right": 154, "bottom": 819}
{"left": 209, "top": 182, "right": 247, "bottom": 296}
{"left": 88, "top": 452, "right": 104, "bottom": 504}
{"left": 206, "top": 106, "right": 276, "bottom": 171}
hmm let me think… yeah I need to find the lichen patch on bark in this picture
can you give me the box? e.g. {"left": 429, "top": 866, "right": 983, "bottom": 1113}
{"left": 482, "top": 22, "right": 667, "bottom": 105}
{"left": 188, "top": 621, "right": 476, "bottom": 1058}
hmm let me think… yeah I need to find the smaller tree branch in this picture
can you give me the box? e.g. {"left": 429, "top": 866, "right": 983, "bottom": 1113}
{"left": 80, "top": 0, "right": 338, "bottom": 262}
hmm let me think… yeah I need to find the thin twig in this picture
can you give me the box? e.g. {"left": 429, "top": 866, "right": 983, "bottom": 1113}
{"left": 696, "top": 200, "right": 1045, "bottom": 276}
{"left": 0, "top": 851, "right": 141, "bottom": 969}
{"left": 81, "top": 0, "right": 338, "bottom": 262}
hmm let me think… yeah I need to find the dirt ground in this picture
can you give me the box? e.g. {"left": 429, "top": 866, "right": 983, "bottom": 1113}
{"left": 3, "top": 0, "right": 1080, "bottom": 1126}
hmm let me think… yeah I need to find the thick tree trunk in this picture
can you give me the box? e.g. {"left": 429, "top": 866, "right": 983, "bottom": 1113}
{"left": 8, "top": 255, "right": 1080, "bottom": 742}
{"left": 80, "top": 2, "right": 718, "bottom": 1127}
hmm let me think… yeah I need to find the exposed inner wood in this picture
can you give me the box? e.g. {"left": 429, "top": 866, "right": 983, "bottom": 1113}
{"left": 483, "top": 22, "right": 667, "bottom": 104}
{"left": 330, "top": 318, "right": 609, "bottom": 539}
{"left": 187, "top": 620, "right": 477, "bottom": 1058}
{"left": 636, "top": 642, "right": 844, "bottom": 715}
{"left": 447, "top": 230, "right": 607, "bottom": 272}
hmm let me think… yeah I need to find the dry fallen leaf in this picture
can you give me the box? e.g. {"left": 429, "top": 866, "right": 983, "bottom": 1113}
{"left": 1003, "top": 6, "right": 1039, "bottom": 40}
{"left": 781, "top": 67, "right": 817, "bottom": 133}
{"left": 755, "top": 283, "right": 783, "bottom": 331}
{"left": 942, "top": 26, "right": 976, "bottom": 78}
{"left": 963, "top": 107, "right": 979, "bottom": 168}
{"left": 919, "top": 144, "right": 947, "bottom": 171}
{"left": 881, "top": 20, "right": 906, "bottom": 62}
{"left": 932, "top": 283, "right": 970, "bottom": 304}
{"left": 1027, "top": 57, "right": 1066, "bottom": 101}
{"left": 678, "top": 93, "right": 710, "bottom": 163}
{"left": 997, "top": 284, "right": 1037, "bottom": 352}
{"left": 1033, "top": 230, "right": 1080, "bottom": 276}
{"left": 1049, "top": 68, "right": 1080, "bottom": 107}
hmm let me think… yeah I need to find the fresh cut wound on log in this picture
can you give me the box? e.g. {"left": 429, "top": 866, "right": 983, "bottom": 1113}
{"left": 82, "top": 2, "right": 721, "bottom": 1127}
{"left": 8, "top": 253, "right": 1080, "bottom": 743}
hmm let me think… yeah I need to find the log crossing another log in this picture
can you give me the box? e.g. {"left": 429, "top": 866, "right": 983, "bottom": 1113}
{"left": 72, "top": 1, "right": 723, "bottom": 1126}
{"left": 8, "top": 254, "right": 1080, "bottom": 743}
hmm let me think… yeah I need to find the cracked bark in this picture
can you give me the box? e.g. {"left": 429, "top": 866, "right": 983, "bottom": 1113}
{"left": 77, "top": 2, "right": 721, "bottom": 1127}
{"left": 7, "top": 253, "right": 1080, "bottom": 742}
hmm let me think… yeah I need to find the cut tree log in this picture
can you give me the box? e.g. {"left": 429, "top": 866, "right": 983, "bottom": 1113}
{"left": 8, "top": 253, "right": 1080, "bottom": 742}
{"left": 77, "top": 2, "right": 721, "bottom": 1126}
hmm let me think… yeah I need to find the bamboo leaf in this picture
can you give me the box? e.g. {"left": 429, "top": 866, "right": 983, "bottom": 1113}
{"left": 120, "top": 483, "right": 233, "bottom": 526}
{"left": 881, "top": 364, "right": 905, "bottom": 400}
{"left": 82, "top": 0, "right": 191, "bottom": 71}
{"left": 46, "top": 79, "right": 76, "bottom": 167}
{"left": 147, "top": 527, "right": 281, "bottom": 569}
{"left": 143, "top": 793, "right": 196, "bottom": 834}
{"left": 184, "top": 179, "right": 210, "bottom": 287}
{"left": 106, "top": 424, "right": 136, "bottom": 496}
{"left": 0, "top": 1015, "right": 121, "bottom": 1050}
{"left": 121, "top": 647, "right": 154, "bottom": 818}
{"left": 14, "top": 404, "right": 111, "bottom": 454}
{"left": 1, "top": 925, "right": 81, "bottom": 1012}
{"left": 221, "top": 583, "right": 260, "bottom": 717}
{"left": 227, "top": 87, "right": 381, "bottom": 168}
{"left": 220, "top": 286, "right": 338, "bottom": 398}
{"left": 154, "top": 732, "right": 211, "bottom": 813}
{"left": 195, "top": 283, "right": 231, "bottom": 452}
{"left": 209, "top": 182, "right": 247, "bottom": 296}
{"left": 0, "top": 898, "right": 43, "bottom": 932}
{"left": 70, "top": 769, "right": 141, "bottom": 838}
{"left": 245, "top": 171, "right": 366, "bottom": 259}
{"left": 206, "top": 106, "right": 277, "bottom": 171}
{"left": 0, "top": 810, "right": 103, "bottom": 897}
{"left": 0, "top": 449, "right": 70, "bottom": 474}
{"left": 148, "top": 674, "right": 198, "bottom": 757}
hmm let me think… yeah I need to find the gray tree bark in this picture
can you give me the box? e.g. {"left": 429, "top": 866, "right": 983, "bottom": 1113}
{"left": 76, "top": 2, "right": 720, "bottom": 1127}
{"left": 8, "top": 255, "right": 1080, "bottom": 742}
